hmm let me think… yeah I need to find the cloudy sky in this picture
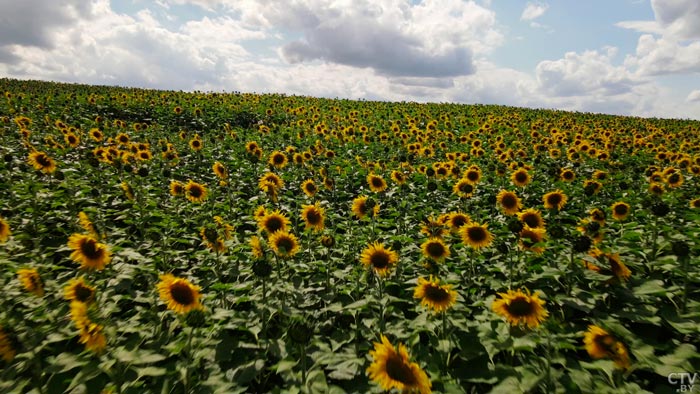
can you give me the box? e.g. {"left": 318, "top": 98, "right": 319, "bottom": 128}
{"left": 1, "top": 0, "right": 700, "bottom": 119}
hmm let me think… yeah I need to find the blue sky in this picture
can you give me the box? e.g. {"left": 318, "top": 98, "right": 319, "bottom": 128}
{"left": 1, "top": 0, "right": 699, "bottom": 119}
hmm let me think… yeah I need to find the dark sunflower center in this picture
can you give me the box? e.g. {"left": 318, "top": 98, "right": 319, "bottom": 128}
{"left": 68, "top": 136, "right": 77, "bottom": 144}
{"left": 189, "top": 186, "right": 203, "bottom": 198}
{"left": 668, "top": 173, "right": 680, "bottom": 183}
{"left": 467, "top": 227, "right": 486, "bottom": 242}
{"left": 75, "top": 284, "right": 94, "bottom": 302}
{"left": 467, "top": 172, "right": 479, "bottom": 182}
{"left": 370, "top": 251, "right": 390, "bottom": 269}
{"left": 273, "top": 154, "right": 284, "bottom": 164}
{"left": 173, "top": 185, "right": 183, "bottom": 194}
{"left": 459, "top": 183, "right": 473, "bottom": 193}
{"left": 276, "top": 237, "right": 294, "bottom": 252}
{"left": 170, "top": 282, "right": 195, "bottom": 306}
{"left": 371, "top": 177, "right": 384, "bottom": 188}
{"left": 426, "top": 242, "right": 446, "bottom": 258}
{"left": 305, "top": 209, "right": 322, "bottom": 225}
{"left": 80, "top": 238, "right": 102, "bottom": 259}
{"left": 437, "top": 168, "right": 447, "bottom": 176}
{"left": 507, "top": 297, "right": 534, "bottom": 317}
{"left": 265, "top": 217, "right": 283, "bottom": 232}
{"left": 564, "top": 172, "right": 573, "bottom": 179}
{"left": 451, "top": 216, "right": 468, "bottom": 228}
{"left": 36, "top": 154, "right": 51, "bottom": 167}
{"left": 385, "top": 354, "right": 417, "bottom": 385}
{"left": 614, "top": 205, "right": 628, "bottom": 215}
{"left": 522, "top": 214, "right": 540, "bottom": 228}
{"left": 594, "top": 334, "right": 616, "bottom": 353}
{"left": 547, "top": 194, "right": 562, "bottom": 206}
{"left": 305, "top": 184, "right": 316, "bottom": 193}
{"left": 424, "top": 284, "right": 449, "bottom": 302}
{"left": 192, "top": 140, "right": 201, "bottom": 147}
{"left": 520, "top": 230, "right": 540, "bottom": 247}
{"left": 515, "top": 172, "right": 527, "bottom": 182}
{"left": 357, "top": 201, "right": 368, "bottom": 215}
{"left": 501, "top": 194, "right": 517, "bottom": 208}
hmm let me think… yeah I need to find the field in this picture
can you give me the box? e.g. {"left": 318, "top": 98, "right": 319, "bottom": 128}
{"left": 0, "top": 78, "right": 698, "bottom": 394}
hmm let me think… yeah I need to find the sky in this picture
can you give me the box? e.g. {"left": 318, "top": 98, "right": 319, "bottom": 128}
{"left": 1, "top": 0, "right": 700, "bottom": 120}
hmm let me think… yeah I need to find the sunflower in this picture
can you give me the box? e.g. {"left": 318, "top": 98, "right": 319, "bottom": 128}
{"left": 189, "top": 136, "right": 203, "bottom": 151}
{"left": 517, "top": 208, "right": 545, "bottom": 229}
{"left": 253, "top": 205, "right": 267, "bottom": 221}
{"left": 367, "top": 173, "right": 388, "bottom": 193}
{"left": 268, "top": 151, "right": 288, "bottom": 169}
{"left": 257, "top": 210, "right": 290, "bottom": 234}
{"left": 543, "top": 190, "right": 567, "bottom": 210}
{"left": 420, "top": 217, "right": 448, "bottom": 239}
{"left": 589, "top": 208, "right": 606, "bottom": 225}
{"left": 212, "top": 161, "right": 228, "bottom": 179}
{"left": 301, "top": 204, "right": 325, "bottom": 232}
{"left": 453, "top": 179, "right": 475, "bottom": 198}
{"left": 414, "top": 276, "right": 457, "bottom": 313}
{"left": 360, "top": 242, "right": 399, "bottom": 278}
{"left": 690, "top": 198, "right": 700, "bottom": 209}
{"left": 583, "top": 325, "right": 630, "bottom": 370}
{"left": 17, "top": 268, "right": 44, "bottom": 297}
{"left": 665, "top": 171, "right": 683, "bottom": 188}
{"left": 157, "top": 274, "right": 203, "bottom": 314}
{"left": 64, "top": 277, "right": 96, "bottom": 304}
{"left": 27, "top": 151, "right": 57, "bottom": 174}
{"left": 496, "top": 190, "right": 521, "bottom": 215}
{"left": 611, "top": 202, "right": 630, "bottom": 221}
{"left": 185, "top": 180, "right": 208, "bottom": 203}
{"left": 301, "top": 179, "right": 318, "bottom": 197}
{"left": 464, "top": 166, "right": 481, "bottom": 184}
{"left": 200, "top": 227, "right": 225, "bottom": 253}
{"left": 391, "top": 170, "right": 407, "bottom": 185}
{"left": 250, "top": 236, "right": 265, "bottom": 259}
{"left": 352, "top": 195, "right": 378, "bottom": 219}
{"left": 78, "top": 211, "right": 98, "bottom": 238}
{"left": 492, "top": 289, "right": 548, "bottom": 329}
{"left": 258, "top": 172, "right": 284, "bottom": 190}
{"left": 421, "top": 238, "right": 450, "bottom": 262}
{"left": 559, "top": 168, "right": 575, "bottom": 182}
{"left": 68, "top": 234, "right": 111, "bottom": 270}
{"left": 0, "top": 327, "right": 16, "bottom": 362}
{"left": 64, "top": 132, "right": 80, "bottom": 148}
{"left": 648, "top": 182, "right": 665, "bottom": 196}
{"left": 170, "top": 180, "right": 184, "bottom": 196}
{"left": 460, "top": 221, "right": 494, "bottom": 250}
{"left": 367, "top": 335, "right": 432, "bottom": 394}
{"left": 511, "top": 168, "right": 531, "bottom": 187}
{"left": 268, "top": 230, "right": 300, "bottom": 258}
{"left": 447, "top": 212, "right": 471, "bottom": 232}
{"left": 121, "top": 181, "right": 135, "bottom": 201}
{"left": 604, "top": 253, "right": 631, "bottom": 282}
{"left": 0, "top": 216, "right": 11, "bottom": 243}
{"left": 78, "top": 322, "right": 107, "bottom": 353}
{"left": 89, "top": 128, "right": 103, "bottom": 142}
{"left": 583, "top": 179, "right": 602, "bottom": 195}
{"left": 116, "top": 132, "right": 130, "bottom": 145}
{"left": 519, "top": 226, "right": 547, "bottom": 254}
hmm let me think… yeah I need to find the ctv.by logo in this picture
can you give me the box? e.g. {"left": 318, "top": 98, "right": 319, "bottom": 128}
{"left": 668, "top": 373, "right": 700, "bottom": 392}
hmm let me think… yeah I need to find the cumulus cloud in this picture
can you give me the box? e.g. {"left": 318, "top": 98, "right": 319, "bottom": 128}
{"left": 237, "top": 0, "right": 501, "bottom": 78}
{"left": 687, "top": 90, "right": 700, "bottom": 102}
{"left": 0, "top": 0, "right": 93, "bottom": 48}
{"left": 618, "top": 0, "right": 700, "bottom": 39}
{"left": 624, "top": 34, "right": 700, "bottom": 76}
{"left": 520, "top": 2, "right": 548, "bottom": 21}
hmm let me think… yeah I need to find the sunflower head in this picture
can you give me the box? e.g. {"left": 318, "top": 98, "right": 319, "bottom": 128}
{"left": 185, "top": 180, "right": 208, "bottom": 203}
{"left": 519, "top": 226, "right": 547, "bottom": 254}
{"left": 360, "top": 242, "right": 399, "bottom": 277}
{"left": 268, "top": 231, "right": 300, "bottom": 258}
{"left": 453, "top": 179, "right": 475, "bottom": 198}
{"left": 212, "top": 161, "right": 228, "bottom": 179}
{"left": 18, "top": 268, "right": 44, "bottom": 297}
{"left": 447, "top": 212, "right": 471, "bottom": 232}
{"left": 64, "top": 277, "right": 96, "bottom": 303}
{"left": 543, "top": 190, "right": 567, "bottom": 211}
{"left": 301, "top": 179, "right": 317, "bottom": 197}
{"left": 268, "top": 151, "right": 288, "bottom": 169}
{"left": 27, "top": 151, "right": 57, "bottom": 174}
{"left": 611, "top": 202, "right": 630, "bottom": 221}
{"left": 352, "top": 195, "right": 378, "bottom": 219}
{"left": 583, "top": 325, "right": 630, "bottom": 370}
{"left": 68, "top": 233, "right": 111, "bottom": 270}
{"left": 496, "top": 190, "right": 521, "bottom": 215}
{"left": 301, "top": 203, "right": 325, "bottom": 232}
{"left": 414, "top": 276, "right": 457, "bottom": 313}
{"left": 420, "top": 238, "right": 450, "bottom": 262}
{"left": 257, "top": 210, "right": 290, "bottom": 234}
{"left": 517, "top": 208, "right": 545, "bottom": 229}
{"left": 492, "top": 289, "right": 548, "bottom": 329}
{"left": 367, "top": 173, "right": 388, "bottom": 193}
{"left": 157, "top": 274, "right": 203, "bottom": 314}
{"left": 560, "top": 168, "right": 575, "bottom": 182}
{"left": 367, "top": 335, "right": 432, "bottom": 394}
{"left": 511, "top": 168, "right": 531, "bottom": 187}
{"left": 0, "top": 216, "right": 11, "bottom": 243}
{"left": 460, "top": 221, "right": 494, "bottom": 250}
{"left": 169, "top": 180, "right": 184, "bottom": 196}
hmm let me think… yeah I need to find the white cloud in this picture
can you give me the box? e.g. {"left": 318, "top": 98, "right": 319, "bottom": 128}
{"left": 624, "top": 34, "right": 700, "bottom": 76}
{"left": 521, "top": 2, "right": 548, "bottom": 21}
{"left": 687, "top": 90, "right": 700, "bottom": 102}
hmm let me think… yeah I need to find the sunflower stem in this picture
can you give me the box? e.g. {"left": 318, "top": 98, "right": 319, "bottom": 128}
{"left": 680, "top": 255, "right": 690, "bottom": 313}
{"left": 650, "top": 215, "right": 659, "bottom": 265}
{"left": 300, "top": 344, "right": 307, "bottom": 387}
{"left": 377, "top": 275, "right": 385, "bottom": 332}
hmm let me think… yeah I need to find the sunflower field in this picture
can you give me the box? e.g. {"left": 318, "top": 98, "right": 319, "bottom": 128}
{"left": 0, "top": 78, "right": 699, "bottom": 394}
